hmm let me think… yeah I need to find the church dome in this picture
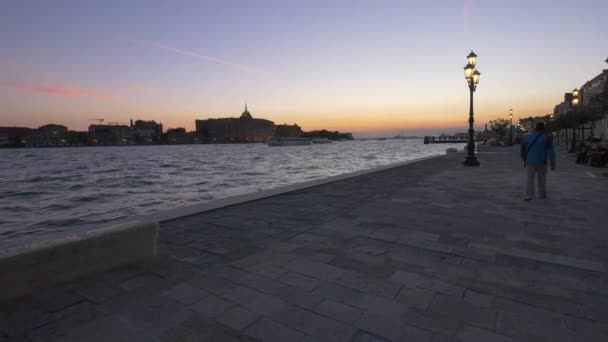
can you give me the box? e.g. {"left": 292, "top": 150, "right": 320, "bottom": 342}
{"left": 240, "top": 104, "right": 252, "bottom": 119}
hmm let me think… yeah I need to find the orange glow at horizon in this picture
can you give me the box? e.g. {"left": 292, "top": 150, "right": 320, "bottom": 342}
{"left": 0, "top": 97, "right": 559, "bottom": 135}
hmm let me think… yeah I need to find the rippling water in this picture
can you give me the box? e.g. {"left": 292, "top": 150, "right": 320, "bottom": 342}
{"left": 0, "top": 139, "right": 462, "bottom": 240}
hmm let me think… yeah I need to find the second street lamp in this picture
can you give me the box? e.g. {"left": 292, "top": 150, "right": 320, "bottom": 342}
{"left": 570, "top": 88, "right": 580, "bottom": 152}
{"left": 463, "top": 51, "right": 481, "bottom": 166}
{"left": 509, "top": 109, "right": 513, "bottom": 146}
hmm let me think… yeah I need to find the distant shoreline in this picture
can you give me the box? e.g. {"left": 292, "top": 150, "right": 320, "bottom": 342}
{"left": 0, "top": 138, "right": 429, "bottom": 149}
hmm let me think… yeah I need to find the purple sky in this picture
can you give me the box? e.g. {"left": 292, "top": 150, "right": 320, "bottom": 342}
{"left": 1, "top": 0, "right": 607, "bottom": 136}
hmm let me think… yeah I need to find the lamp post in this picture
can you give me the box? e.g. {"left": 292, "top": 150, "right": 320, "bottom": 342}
{"left": 463, "top": 51, "right": 481, "bottom": 166}
{"left": 570, "top": 88, "right": 579, "bottom": 152}
{"left": 509, "top": 109, "right": 513, "bottom": 146}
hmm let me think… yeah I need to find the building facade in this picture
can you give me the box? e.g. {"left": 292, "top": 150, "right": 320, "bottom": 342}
{"left": 66, "top": 131, "right": 88, "bottom": 146}
{"left": 25, "top": 124, "right": 68, "bottom": 147}
{"left": 195, "top": 106, "right": 275, "bottom": 143}
{"left": 553, "top": 59, "right": 608, "bottom": 146}
{"left": 274, "top": 123, "right": 302, "bottom": 138}
{"left": 0, "top": 127, "right": 32, "bottom": 147}
{"left": 520, "top": 115, "right": 552, "bottom": 134}
{"left": 88, "top": 124, "right": 133, "bottom": 145}
{"left": 131, "top": 119, "right": 163, "bottom": 144}
{"left": 580, "top": 69, "right": 608, "bottom": 140}
{"left": 165, "top": 128, "right": 196, "bottom": 144}
{"left": 554, "top": 93, "right": 574, "bottom": 118}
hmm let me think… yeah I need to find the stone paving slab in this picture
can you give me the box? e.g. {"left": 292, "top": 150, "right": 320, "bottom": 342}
{"left": 2, "top": 147, "right": 608, "bottom": 341}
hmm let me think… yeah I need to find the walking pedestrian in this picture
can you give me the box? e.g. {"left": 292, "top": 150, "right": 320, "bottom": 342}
{"left": 520, "top": 122, "right": 556, "bottom": 201}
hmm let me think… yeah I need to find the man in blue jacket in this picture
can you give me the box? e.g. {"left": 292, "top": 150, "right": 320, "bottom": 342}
{"left": 520, "top": 122, "right": 556, "bottom": 201}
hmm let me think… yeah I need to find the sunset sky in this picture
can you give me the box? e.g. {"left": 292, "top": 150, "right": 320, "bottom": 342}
{"left": 1, "top": 0, "right": 607, "bottom": 137}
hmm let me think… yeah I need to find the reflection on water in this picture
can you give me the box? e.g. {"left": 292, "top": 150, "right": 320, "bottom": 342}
{"left": 0, "top": 140, "right": 462, "bottom": 240}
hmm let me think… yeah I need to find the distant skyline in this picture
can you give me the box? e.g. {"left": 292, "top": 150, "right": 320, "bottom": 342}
{"left": 1, "top": 0, "right": 607, "bottom": 137}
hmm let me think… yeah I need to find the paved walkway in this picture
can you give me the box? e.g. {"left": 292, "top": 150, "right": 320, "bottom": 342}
{"left": 2, "top": 147, "right": 608, "bottom": 342}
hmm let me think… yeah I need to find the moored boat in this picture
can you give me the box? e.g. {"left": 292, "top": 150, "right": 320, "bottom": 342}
{"left": 312, "top": 138, "right": 332, "bottom": 144}
{"left": 267, "top": 137, "right": 313, "bottom": 146}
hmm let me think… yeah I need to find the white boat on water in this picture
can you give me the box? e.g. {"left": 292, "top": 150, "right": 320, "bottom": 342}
{"left": 267, "top": 137, "right": 312, "bottom": 146}
{"left": 312, "top": 138, "right": 332, "bottom": 144}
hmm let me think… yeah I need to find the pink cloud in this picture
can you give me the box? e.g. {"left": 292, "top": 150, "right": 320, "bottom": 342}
{"left": 1, "top": 81, "right": 115, "bottom": 99}
{"left": 0, "top": 59, "right": 56, "bottom": 80}
{"left": 0, "top": 59, "right": 117, "bottom": 99}
{"left": 1, "top": 58, "right": 161, "bottom": 100}
{"left": 127, "top": 38, "right": 271, "bottom": 76}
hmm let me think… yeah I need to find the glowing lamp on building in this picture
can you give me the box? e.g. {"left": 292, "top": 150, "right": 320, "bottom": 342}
{"left": 572, "top": 88, "right": 579, "bottom": 98}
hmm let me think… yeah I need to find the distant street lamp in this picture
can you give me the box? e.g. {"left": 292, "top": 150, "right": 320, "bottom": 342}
{"left": 517, "top": 118, "right": 522, "bottom": 133}
{"left": 463, "top": 51, "right": 481, "bottom": 167}
{"left": 570, "top": 88, "right": 580, "bottom": 152}
{"left": 509, "top": 109, "right": 513, "bottom": 146}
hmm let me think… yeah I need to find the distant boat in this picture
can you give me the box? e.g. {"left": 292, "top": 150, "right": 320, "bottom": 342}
{"left": 312, "top": 138, "right": 332, "bottom": 144}
{"left": 267, "top": 137, "right": 312, "bottom": 146}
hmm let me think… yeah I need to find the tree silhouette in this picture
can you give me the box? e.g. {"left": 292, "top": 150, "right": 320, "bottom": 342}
{"left": 489, "top": 118, "right": 510, "bottom": 139}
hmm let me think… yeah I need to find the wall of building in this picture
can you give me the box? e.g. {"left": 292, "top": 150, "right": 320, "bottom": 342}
{"left": 196, "top": 117, "right": 275, "bottom": 142}
{"left": 88, "top": 125, "right": 134, "bottom": 145}
{"left": 275, "top": 124, "right": 302, "bottom": 138}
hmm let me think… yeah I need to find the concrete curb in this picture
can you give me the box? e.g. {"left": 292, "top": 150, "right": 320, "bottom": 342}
{"left": 0, "top": 221, "right": 158, "bottom": 302}
{"left": 135, "top": 154, "right": 445, "bottom": 224}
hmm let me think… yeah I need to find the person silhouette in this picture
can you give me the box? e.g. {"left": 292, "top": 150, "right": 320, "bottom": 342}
{"left": 520, "top": 122, "right": 556, "bottom": 201}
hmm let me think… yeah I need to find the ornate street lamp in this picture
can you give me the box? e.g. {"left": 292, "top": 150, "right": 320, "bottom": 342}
{"left": 463, "top": 51, "right": 481, "bottom": 166}
{"left": 509, "top": 109, "right": 513, "bottom": 146}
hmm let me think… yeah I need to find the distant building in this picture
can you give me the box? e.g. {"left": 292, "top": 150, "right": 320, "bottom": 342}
{"left": 274, "top": 123, "right": 302, "bottom": 138}
{"left": 66, "top": 131, "right": 88, "bottom": 146}
{"left": 580, "top": 69, "right": 608, "bottom": 139}
{"left": 25, "top": 124, "right": 68, "bottom": 147}
{"left": 301, "top": 130, "right": 354, "bottom": 141}
{"left": 453, "top": 132, "right": 468, "bottom": 140}
{"left": 554, "top": 92, "right": 574, "bottom": 118}
{"left": 0, "top": 127, "right": 32, "bottom": 147}
{"left": 131, "top": 119, "right": 163, "bottom": 143}
{"left": 195, "top": 105, "right": 275, "bottom": 143}
{"left": 520, "top": 115, "right": 552, "bottom": 132}
{"left": 165, "top": 127, "right": 193, "bottom": 144}
{"left": 552, "top": 61, "right": 608, "bottom": 142}
{"left": 88, "top": 124, "right": 133, "bottom": 145}
{"left": 581, "top": 70, "right": 608, "bottom": 108}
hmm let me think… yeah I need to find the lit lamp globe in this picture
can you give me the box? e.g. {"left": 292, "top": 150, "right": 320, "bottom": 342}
{"left": 464, "top": 63, "right": 475, "bottom": 80}
{"left": 467, "top": 51, "right": 477, "bottom": 67}
{"left": 472, "top": 70, "right": 481, "bottom": 84}
{"left": 572, "top": 88, "right": 579, "bottom": 98}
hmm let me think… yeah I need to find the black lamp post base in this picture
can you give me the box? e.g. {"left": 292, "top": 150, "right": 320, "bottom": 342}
{"left": 463, "top": 156, "right": 480, "bottom": 167}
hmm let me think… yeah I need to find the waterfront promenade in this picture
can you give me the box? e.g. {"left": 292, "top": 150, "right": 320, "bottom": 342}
{"left": 2, "top": 147, "right": 608, "bottom": 341}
